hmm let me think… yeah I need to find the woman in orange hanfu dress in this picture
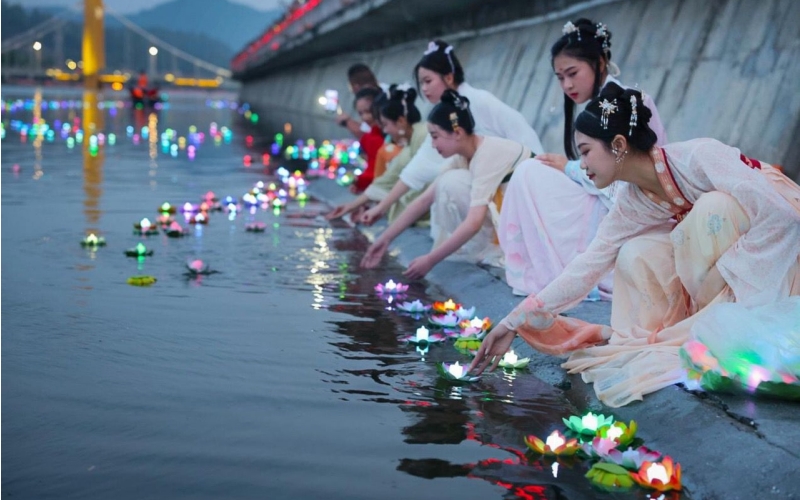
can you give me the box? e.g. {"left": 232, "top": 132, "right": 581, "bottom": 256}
{"left": 470, "top": 83, "right": 800, "bottom": 407}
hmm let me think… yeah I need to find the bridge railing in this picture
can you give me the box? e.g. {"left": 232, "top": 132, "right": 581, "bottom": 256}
{"left": 232, "top": 0, "right": 367, "bottom": 74}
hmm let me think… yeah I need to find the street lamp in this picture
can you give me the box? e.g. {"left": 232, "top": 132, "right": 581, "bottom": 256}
{"left": 148, "top": 46, "right": 158, "bottom": 77}
{"left": 32, "top": 41, "right": 43, "bottom": 74}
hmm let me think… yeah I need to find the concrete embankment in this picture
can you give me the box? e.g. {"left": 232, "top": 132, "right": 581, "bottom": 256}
{"left": 308, "top": 178, "right": 800, "bottom": 500}
{"left": 240, "top": 0, "right": 800, "bottom": 181}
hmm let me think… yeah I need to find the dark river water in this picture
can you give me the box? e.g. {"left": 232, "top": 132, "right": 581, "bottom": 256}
{"left": 2, "top": 87, "right": 676, "bottom": 500}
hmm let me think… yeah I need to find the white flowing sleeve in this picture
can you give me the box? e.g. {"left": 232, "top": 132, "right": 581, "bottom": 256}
{"left": 501, "top": 186, "right": 673, "bottom": 330}
{"left": 397, "top": 134, "right": 445, "bottom": 192}
{"left": 685, "top": 140, "right": 800, "bottom": 304}
{"left": 464, "top": 85, "right": 544, "bottom": 154}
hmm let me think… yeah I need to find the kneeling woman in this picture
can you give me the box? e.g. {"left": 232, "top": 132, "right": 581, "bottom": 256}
{"left": 361, "top": 90, "right": 532, "bottom": 277}
{"left": 471, "top": 83, "right": 800, "bottom": 407}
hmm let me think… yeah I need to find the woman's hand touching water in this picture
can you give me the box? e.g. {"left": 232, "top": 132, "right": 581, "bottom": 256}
{"left": 468, "top": 323, "right": 517, "bottom": 375}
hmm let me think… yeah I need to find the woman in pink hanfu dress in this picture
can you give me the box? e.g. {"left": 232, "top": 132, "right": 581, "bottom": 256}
{"left": 471, "top": 83, "right": 800, "bottom": 407}
{"left": 499, "top": 19, "right": 667, "bottom": 297}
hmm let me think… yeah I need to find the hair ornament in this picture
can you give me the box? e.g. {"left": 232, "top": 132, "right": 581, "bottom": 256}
{"left": 450, "top": 93, "right": 468, "bottom": 111}
{"left": 449, "top": 112, "right": 460, "bottom": 131}
{"left": 628, "top": 95, "right": 638, "bottom": 136}
{"left": 562, "top": 21, "right": 580, "bottom": 40}
{"left": 598, "top": 98, "right": 618, "bottom": 130}
{"left": 444, "top": 45, "right": 456, "bottom": 73}
{"left": 424, "top": 41, "right": 439, "bottom": 55}
{"left": 595, "top": 22, "right": 610, "bottom": 53}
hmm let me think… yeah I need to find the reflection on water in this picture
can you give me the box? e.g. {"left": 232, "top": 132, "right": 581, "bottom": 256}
{"left": 1, "top": 87, "right": 686, "bottom": 500}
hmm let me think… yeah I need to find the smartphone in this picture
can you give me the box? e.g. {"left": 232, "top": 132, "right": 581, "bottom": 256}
{"left": 321, "top": 89, "right": 339, "bottom": 114}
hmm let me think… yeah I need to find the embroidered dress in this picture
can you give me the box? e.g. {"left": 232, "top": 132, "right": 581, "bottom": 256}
{"left": 431, "top": 136, "right": 531, "bottom": 265}
{"left": 499, "top": 76, "right": 667, "bottom": 296}
{"left": 499, "top": 138, "right": 800, "bottom": 407}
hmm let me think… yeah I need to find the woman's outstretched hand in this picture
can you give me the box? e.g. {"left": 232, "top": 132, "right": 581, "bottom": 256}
{"left": 360, "top": 239, "right": 389, "bottom": 268}
{"left": 468, "top": 323, "right": 516, "bottom": 375}
{"left": 359, "top": 206, "right": 384, "bottom": 226}
{"left": 403, "top": 254, "right": 434, "bottom": 280}
{"left": 325, "top": 204, "right": 350, "bottom": 220}
{"left": 537, "top": 153, "right": 568, "bottom": 172}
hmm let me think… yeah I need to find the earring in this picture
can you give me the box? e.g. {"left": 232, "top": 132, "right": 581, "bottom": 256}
{"left": 615, "top": 149, "right": 628, "bottom": 164}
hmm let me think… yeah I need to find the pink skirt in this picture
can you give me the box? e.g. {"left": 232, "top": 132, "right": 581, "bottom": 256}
{"left": 498, "top": 159, "right": 612, "bottom": 296}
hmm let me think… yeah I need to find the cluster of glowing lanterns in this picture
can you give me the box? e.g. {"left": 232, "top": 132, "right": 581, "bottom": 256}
{"left": 372, "top": 281, "right": 530, "bottom": 379}
{"left": 523, "top": 412, "right": 682, "bottom": 492}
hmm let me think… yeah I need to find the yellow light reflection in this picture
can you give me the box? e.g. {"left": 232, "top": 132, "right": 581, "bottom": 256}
{"left": 82, "top": 89, "right": 104, "bottom": 234}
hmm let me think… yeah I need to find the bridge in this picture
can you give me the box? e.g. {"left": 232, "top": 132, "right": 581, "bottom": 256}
{"left": 1, "top": 1, "right": 234, "bottom": 90}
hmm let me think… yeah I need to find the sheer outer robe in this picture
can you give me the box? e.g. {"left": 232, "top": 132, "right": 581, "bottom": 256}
{"left": 399, "top": 82, "right": 544, "bottom": 192}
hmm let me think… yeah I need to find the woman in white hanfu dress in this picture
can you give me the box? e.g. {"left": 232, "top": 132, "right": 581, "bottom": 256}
{"left": 471, "top": 83, "right": 800, "bottom": 408}
{"left": 499, "top": 19, "right": 667, "bottom": 297}
{"left": 359, "top": 39, "right": 543, "bottom": 226}
{"left": 360, "top": 90, "right": 533, "bottom": 278}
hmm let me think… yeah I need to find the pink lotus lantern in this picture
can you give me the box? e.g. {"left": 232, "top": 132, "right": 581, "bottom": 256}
{"left": 374, "top": 279, "right": 409, "bottom": 294}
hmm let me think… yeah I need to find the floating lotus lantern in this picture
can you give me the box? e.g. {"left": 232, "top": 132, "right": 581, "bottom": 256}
{"left": 401, "top": 326, "right": 445, "bottom": 345}
{"left": 203, "top": 191, "right": 218, "bottom": 202}
{"left": 159, "top": 202, "right": 176, "bottom": 214}
{"left": 127, "top": 275, "right": 157, "bottom": 286}
{"left": 607, "top": 446, "right": 661, "bottom": 470}
{"left": 455, "top": 306, "right": 477, "bottom": 321}
{"left": 189, "top": 212, "right": 208, "bottom": 225}
{"left": 497, "top": 349, "right": 531, "bottom": 370}
{"left": 165, "top": 221, "right": 189, "bottom": 238}
{"left": 397, "top": 300, "right": 431, "bottom": 314}
{"left": 630, "top": 457, "right": 682, "bottom": 492}
{"left": 585, "top": 462, "right": 635, "bottom": 491}
{"left": 156, "top": 213, "right": 175, "bottom": 226}
{"left": 134, "top": 218, "right": 159, "bottom": 235}
{"left": 125, "top": 243, "right": 153, "bottom": 257}
{"left": 375, "top": 279, "right": 409, "bottom": 294}
{"left": 597, "top": 420, "right": 637, "bottom": 448}
{"left": 457, "top": 316, "right": 492, "bottom": 338}
{"left": 245, "top": 222, "right": 267, "bottom": 232}
{"left": 80, "top": 233, "right": 106, "bottom": 247}
{"left": 432, "top": 299, "right": 461, "bottom": 313}
{"left": 563, "top": 412, "right": 615, "bottom": 436}
{"left": 185, "top": 259, "right": 212, "bottom": 275}
{"left": 525, "top": 430, "right": 580, "bottom": 456}
{"left": 181, "top": 202, "right": 198, "bottom": 213}
{"left": 429, "top": 311, "right": 460, "bottom": 328}
{"left": 581, "top": 437, "right": 619, "bottom": 459}
{"left": 437, "top": 361, "right": 480, "bottom": 383}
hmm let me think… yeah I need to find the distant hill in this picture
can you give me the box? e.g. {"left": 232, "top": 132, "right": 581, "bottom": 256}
{"left": 1, "top": 0, "right": 281, "bottom": 72}
{"left": 129, "top": 0, "right": 281, "bottom": 53}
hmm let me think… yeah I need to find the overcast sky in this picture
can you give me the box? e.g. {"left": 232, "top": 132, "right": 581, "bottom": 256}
{"left": 23, "top": 0, "right": 283, "bottom": 14}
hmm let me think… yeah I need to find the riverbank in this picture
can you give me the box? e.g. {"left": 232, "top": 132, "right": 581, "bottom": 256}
{"left": 308, "top": 178, "right": 800, "bottom": 500}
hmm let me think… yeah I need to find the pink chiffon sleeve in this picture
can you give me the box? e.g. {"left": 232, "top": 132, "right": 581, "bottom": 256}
{"left": 500, "top": 185, "right": 673, "bottom": 331}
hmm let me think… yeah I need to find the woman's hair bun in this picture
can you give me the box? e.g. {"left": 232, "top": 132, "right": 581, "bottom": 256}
{"left": 439, "top": 89, "right": 470, "bottom": 110}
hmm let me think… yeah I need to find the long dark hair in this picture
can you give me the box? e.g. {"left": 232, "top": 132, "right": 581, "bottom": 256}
{"left": 551, "top": 18, "right": 613, "bottom": 159}
{"left": 575, "top": 83, "right": 657, "bottom": 153}
{"left": 427, "top": 89, "right": 475, "bottom": 134}
{"left": 414, "top": 40, "right": 465, "bottom": 92}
